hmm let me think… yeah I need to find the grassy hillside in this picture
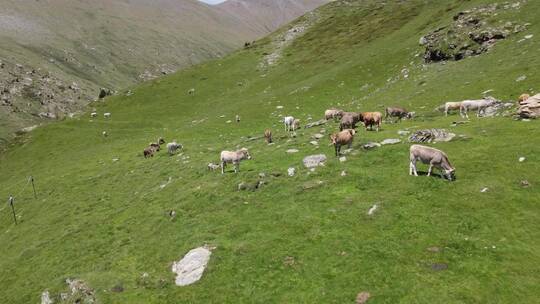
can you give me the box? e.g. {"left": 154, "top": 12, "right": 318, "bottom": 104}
{"left": 1, "top": 0, "right": 539, "bottom": 303}
{"left": 0, "top": 0, "right": 325, "bottom": 142}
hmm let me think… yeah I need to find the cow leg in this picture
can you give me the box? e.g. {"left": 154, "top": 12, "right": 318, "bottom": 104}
{"left": 427, "top": 164, "right": 433, "bottom": 176}
{"left": 335, "top": 145, "right": 339, "bottom": 157}
{"left": 221, "top": 162, "right": 225, "bottom": 174}
{"left": 410, "top": 160, "right": 418, "bottom": 176}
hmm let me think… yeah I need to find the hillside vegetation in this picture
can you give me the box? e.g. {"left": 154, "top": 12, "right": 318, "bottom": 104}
{"left": 1, "top": 0, "right": 539, "bottom": 303}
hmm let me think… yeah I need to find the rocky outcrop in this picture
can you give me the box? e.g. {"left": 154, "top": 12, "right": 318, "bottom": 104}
{"left": 420, "top": 2, "right": 527, "bottom": 62}
{"left": 409, "top": 129, "right": 456, "bottom": 143}
{"left": 517, "top": 94, "right": 540, "bottom": 119}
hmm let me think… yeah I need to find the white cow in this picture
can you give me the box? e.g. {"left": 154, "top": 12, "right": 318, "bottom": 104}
{"left": 409, "top": 144, "right": 455, "bottom": 180}
{"left": 220, "top": 148, "right": 252, "bottom": 174}
{"left": 167, "top": 141, "right": 183, "bottom": 155}
{"left": 283, "top": 116, "right": 300, "bottom": 132}
{"left": 460, "top": 98, "right": 496, "bottom": 118}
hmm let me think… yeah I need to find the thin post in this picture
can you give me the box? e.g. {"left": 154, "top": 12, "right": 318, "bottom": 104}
{"left": 30, "top": 176, "right": 37, "bottom": 199}
{"left": 9, "top": 195, "right": 17, "bottom": 225}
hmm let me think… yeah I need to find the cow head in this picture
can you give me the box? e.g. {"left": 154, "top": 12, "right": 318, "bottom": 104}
{"left": 241, "top": 148, "right": 252, "bottom": 160}
{"left": 445, "top": 168, "right": 456, "bottom": 181}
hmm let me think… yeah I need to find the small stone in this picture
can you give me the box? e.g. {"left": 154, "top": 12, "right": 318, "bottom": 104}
{"left": 313, "top": 133, "right": 324, "bottom": 139}
{"left": 288, "top": 168, "right": 296, "bottom": 176}
{"left": 521, "top": 180, "right": 530, "bottom": 187}
{"left": 519, "top": 157, "right": 526, "bottom": 162}
{"left": 480, "top": 187, "right": 489, "bottom": 193}
{"left": 310, "top": 141, "right": 319, "bottom": 146}
{"left": 356, "top": 291, "right": 371, "bottom": 304}
{"left": 112, "top": 158, "right": 119, "bottom": 162}
{"left": 41, "top": 291, "right": 53, "bottom": 304}
{"left": 516, "top": 75, "right": 527, "bottom": 82}
{"left": 226, "top": 120, "right": 232, "bottom": 124}
{"left": 431, "top": 263, "right": 448, "bottom": 271}
{"left": 339, "top": 156, "right": 347, "bottom": 162}
{"left": 367, "top": 204, "right": 378, "bottom": 216}
{"left": 363, "top": 142, "right": 381, "bottom": 150}
{"left": 380, "top": 138, "right": 401, "bottom": 145}
{"left": 427, "top": 246, "right": 441, "bottom": 253}
{"left": 276, "top": 105, "right": 283, "bottom": 109}
{"left": 259, "top": 172, "right": 266, "bottom": 178}
{"left": 397, "top": 130, "right": 410, "bottom": 136}
{"left": 340, "top": 170, "right": 347, "bottom": 176}
{"left": 525, "top": 34, "right": 533, "bottom": 39}
{"left": 286, "top": 149, "right": 299, "bottom": 153}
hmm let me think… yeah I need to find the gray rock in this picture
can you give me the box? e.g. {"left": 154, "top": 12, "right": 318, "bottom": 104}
{"left": 363, "top": 142, "right": 381, "bottom": 150}
{"left": 340, "top": 170, "right": 347, "bottom": 176}
{"left": 310, "top": 141, "right": 319, "bottom": 146}
{"left": 286, "top": 149, "right": 299, "bottom": 153}
{"left": 339, "top": 156, "right": 347, "bottom": 162}
{"left": 172, "top": 247, "right": 212, "bottom": 286}
{"left": 397, "top": 130, "right": 410, "bottom": 136}
{"left": 313, "top": 133, "right": 324, "bottom": 139}
{"left": 409, "top": 129, "right": 455, "bottom": 143}
{"left": 516, "top": 75, "right": 527, "bottom": 82}
{"left": 303, "top": 154, "right": 327, "bottom": 168}
{"left": 380, "top": 138, "right": 401, "bottom": 145}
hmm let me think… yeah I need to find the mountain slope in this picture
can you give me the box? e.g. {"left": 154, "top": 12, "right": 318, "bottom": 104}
{"left": 0, "top": 0, "right": 326, "bottom": 142}
{"left": 1, "top": 0, "right": 539, "bottom": 303}
{"left": 217, "top": 0, "right": 329, "bottom": 33}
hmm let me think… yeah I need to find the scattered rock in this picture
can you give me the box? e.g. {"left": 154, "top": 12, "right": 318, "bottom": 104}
{"left": 421, "top": 3, "right": 526, "bottom": 63}
{"left": 313, "top": 133, "right": 324, "bottom": 139}
{"left": 276, "top": 105, "right": 283, "bottom": 109}
{"left": 111, "top": 284, "right": 124, "bottom": 293}
{"left": 172, "top": 247, "right": 212, "bottom": 286}
{"left": 521, "top": 180, "right": 530, "bottom": 187}
{"left": 356, "top": 291, "right": 371, "bottom": 304}
{"left": 339, "top": 156, "right": 347, "bottom": 162}
{"left": 302, "top": 180, "right": 324, "bottom": 190}
{"left": 310, "top": 141, "right": 319, "bottom": 146}
{"left": 397, "top": 130, "right": 410, "bottom": 136}
{"left": 525, "top": 34, "right": 533, "bottom": 39}
{"left": 380, "top": 138, "right": 401, "bottom": 145}
{"left": 431, "top": 263, "right": 448, "bottom": 271}
{"left": 481, "top": 187, "right": 489, "bottom": 193}
{"left": 362, "top": 142, "right": 381, "bottom": 150}
{"left": 98, "top": 88, "right": 112, "bottom": 99}
{"left": 304, "top": 119, "right": 327, "bottom": 129}
{"left": 288, "top": 167, "right": 296, "bottom": 176}
{"left": 340, "top": 170, "right": 347, "bottom": 177}
{"left": 367, "top": 204, "right": 378, "bottom": 216}
{"left": 286, "top": 149, "right": 299, "bottom": 154}
{"left": 427, "top": 246, "right": 441, "bottom": 253}
{"left": 409, "top": 129, "right": 455, "bottom": 143}
{"left": 519, "top": 157, "right": 526, "bottom": 162}
{"left": 303, "top": 154, "right": 327, "bottom": 168}
{"left": 516, "top": 75, "right": 527, "bottom": 82}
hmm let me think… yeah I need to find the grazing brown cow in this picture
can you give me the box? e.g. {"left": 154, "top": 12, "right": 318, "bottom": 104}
{"left": 264, "top": 129, "right": 273, "bottom": 143}
{"left": 324, "top": 109, "right": 344, "bottom": 120}
{"left": 330, "top": 129, "right": 355, "bottom": 156}
{"left": 359, "top": 112, "right": 382, "bottom": 131}
{"left": 339, "top": 112, "right": 361, "bottom": 131}
{"left": 385, "top": 107, "right": 414, "bottom": 122}
{"left": 149, "top": 143, "right": 161, "bottom": 151}
{"left": 144, "top": 147, "right": 155, "bottom": 158}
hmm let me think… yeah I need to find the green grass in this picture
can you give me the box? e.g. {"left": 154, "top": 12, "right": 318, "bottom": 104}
{"left": 1, "top": 0, "right": 540, "bottom": 302}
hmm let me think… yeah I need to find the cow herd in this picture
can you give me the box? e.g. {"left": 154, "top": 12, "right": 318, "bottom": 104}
{"left": 138, "top": 93, "right": 531, "bottom": 180}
